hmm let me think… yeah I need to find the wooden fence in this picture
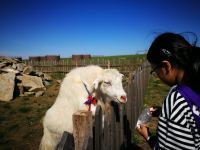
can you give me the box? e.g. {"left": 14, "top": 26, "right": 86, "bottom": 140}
{"left": 24, "top": 58, "right": 144, "bottom": 75}
{"left": 57, "top": 61, "right": 150, "bottom": 150}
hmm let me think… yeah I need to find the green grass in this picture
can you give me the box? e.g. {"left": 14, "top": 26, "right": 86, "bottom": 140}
{"left": 92, "top": 54, "right": 146, "bottom": 59}
{"left": 50, "top": 73, "right": 65, "bottom": 80}
{"left": 0, "top": 116, "right": 6, "bottom": 122}
{"left": 132, "top": 134, "right": 141, "bottom": 144}
{"left": 18, "top": 106, "right": 32, "bottom": 113}
{"left": 3, "top": 103, "right": 11, "bottom": 109}
{"left": 8, "top": 124, "right": 19, "bottom": 131}
{"left": 22, "top": 129, "right": 36, "bottom": 139}
{"left": 20, "top": 96, "right": 30, "bottom": 101}
{"left": 144, "top": 76, "right": 170, "bottom": 107}
{"left": 8, "top": 109, "right": 17, "bottom": 115}
{"left": 0, "top": 132, "right": 7, "bottom": 144}
{"left": 25, "top": 116, "right": 39, "bottom": 126}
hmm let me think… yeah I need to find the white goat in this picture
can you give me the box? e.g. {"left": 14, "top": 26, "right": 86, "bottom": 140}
{"left": 40, "top": 65, "right": 127, "bottom": 150}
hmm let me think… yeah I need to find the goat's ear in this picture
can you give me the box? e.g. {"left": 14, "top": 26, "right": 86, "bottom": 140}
{"left": 93, "top": 78, "right": 102, "bottom": 89}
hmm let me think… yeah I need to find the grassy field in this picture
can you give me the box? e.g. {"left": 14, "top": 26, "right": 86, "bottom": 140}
{"left": 62, "top": 54, "right": 146, "bottom": 60}
{"left": 61, "top": 54, "right": 147, "bottom": 69}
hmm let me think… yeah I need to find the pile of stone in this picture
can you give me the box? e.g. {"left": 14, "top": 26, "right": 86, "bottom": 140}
{"left": 0, "top": 56, "right": 52, "bottom": 102}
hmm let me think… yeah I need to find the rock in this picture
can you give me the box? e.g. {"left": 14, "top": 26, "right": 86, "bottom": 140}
{"left": 0, "top": 56, "right": 20, "bottom": 64}
{"left": 23, "top": 66, "right": 34, "bottom": 74}
{"left": 35, "top": 91, "right": 44, "bottom": 97}
{"left": 35, "top": 71, "right": 43, "bottom": 77}
{"left": 0, "top": 73, "right": 15, "bottom": 101}
{"left": 12, "top": 63, "right": 17, "bottom": 69}
{"left": 30, "top": 87, "right": 46, "bottom": 92}
{"left": 22, "top": 74, "right": 46, "bottom": 92}
{"left": 43, "top": 73, "right": 52, "bottom": 81}
{"left": 16, "top": 75, "right": 23, "bottom": 81}
{"left": 0, "top": 56, "right": 52, "bottom": 99}
{"left": 24, "top": 92, "right": 35, "bottom": 96}
{"left": 1, "top": 67, "right": 20, "bottom": 74}
{"left": 57, "top": 80, "right": 62, "bottom": 84}
{"left": 16, "top": 63, "right": 25, "bottom": 72}
{"left": 0, "top": 62, "right": 7, "bottom": 68}
{"left": 43, "top": 81, "right": 51, "bottom": 86}
{"left": 17, "top": 83, "right": 24, "bottom": 96}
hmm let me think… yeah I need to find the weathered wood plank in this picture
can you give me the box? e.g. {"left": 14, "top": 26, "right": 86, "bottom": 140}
{"left": 82, "top": 136, "right": 93, "bottom": 150}
{"left": 56, "top": 131, "right": 74, "bottom": 150}
{"left": 94, "top": 105, "right": 102, "bottom": 150}
{"left": 73, "top": 110, "right": 93, "bottom": 150}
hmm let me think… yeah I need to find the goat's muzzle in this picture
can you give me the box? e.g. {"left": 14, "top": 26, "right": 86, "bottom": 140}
{"left": 120, "top": 95, "right": 127, "bottom": 103}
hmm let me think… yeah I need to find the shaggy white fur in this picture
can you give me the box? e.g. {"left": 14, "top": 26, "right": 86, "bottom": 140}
{"left": 39, "top": 65, "right": 127, "bottom": 150}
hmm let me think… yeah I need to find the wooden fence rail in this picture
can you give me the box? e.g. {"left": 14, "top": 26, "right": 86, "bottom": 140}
{"left": 24, "top": 59, "right": 143, "bottom": 75}
{"left": 57, "top": 61, "right": 150, "bottom": 150}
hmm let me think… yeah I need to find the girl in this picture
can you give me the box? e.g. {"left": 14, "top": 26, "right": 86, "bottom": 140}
{"left": 137, "top": 32, "right": 200, "bottom": 149}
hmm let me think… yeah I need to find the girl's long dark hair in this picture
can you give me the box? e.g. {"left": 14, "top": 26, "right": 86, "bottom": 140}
{"left": 147, "top": 32, "right": 200, "bottom": 93}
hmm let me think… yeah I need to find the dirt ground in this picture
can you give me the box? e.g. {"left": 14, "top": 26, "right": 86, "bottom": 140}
{"left": 0, "top": 76, "right": 167, "bottom": 150}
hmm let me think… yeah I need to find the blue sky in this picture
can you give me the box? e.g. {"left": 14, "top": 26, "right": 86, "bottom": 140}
{"left": 1, "top": 0, "right": 200, "bottom": 59}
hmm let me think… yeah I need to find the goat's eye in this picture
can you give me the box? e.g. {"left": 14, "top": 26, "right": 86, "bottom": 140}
{"left": 104, "top": 81, "right": 111, "bottom": 85}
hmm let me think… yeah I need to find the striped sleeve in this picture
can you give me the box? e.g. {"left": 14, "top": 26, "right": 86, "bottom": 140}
{"left": 156, "top": 87, "right": 200, "bottom": 150}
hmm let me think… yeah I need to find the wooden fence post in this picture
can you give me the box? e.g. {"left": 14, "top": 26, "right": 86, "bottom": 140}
{"left": 94, "top": 105, "right": 102, "bottom": 150}
{"left": 82, "top": 136, "right": 93, "bottom": 150}
{"left": 73, "top": 110, "right": 93, "bottom": 150}
{"left": 107, "top": 60, "right": 110, "bottom": 69}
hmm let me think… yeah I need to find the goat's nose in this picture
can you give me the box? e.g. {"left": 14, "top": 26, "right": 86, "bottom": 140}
{"left": 120, "top": 95, "right": 127, "bottom": 102}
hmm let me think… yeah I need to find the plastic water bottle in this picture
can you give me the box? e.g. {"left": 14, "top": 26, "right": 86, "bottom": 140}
{"left": 136, "top": 107, "right": 153, "bottom": 128}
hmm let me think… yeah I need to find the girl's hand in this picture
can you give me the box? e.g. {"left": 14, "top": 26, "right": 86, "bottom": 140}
{"left": 136, "top": 124, "right": 150, "bottom": 140}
